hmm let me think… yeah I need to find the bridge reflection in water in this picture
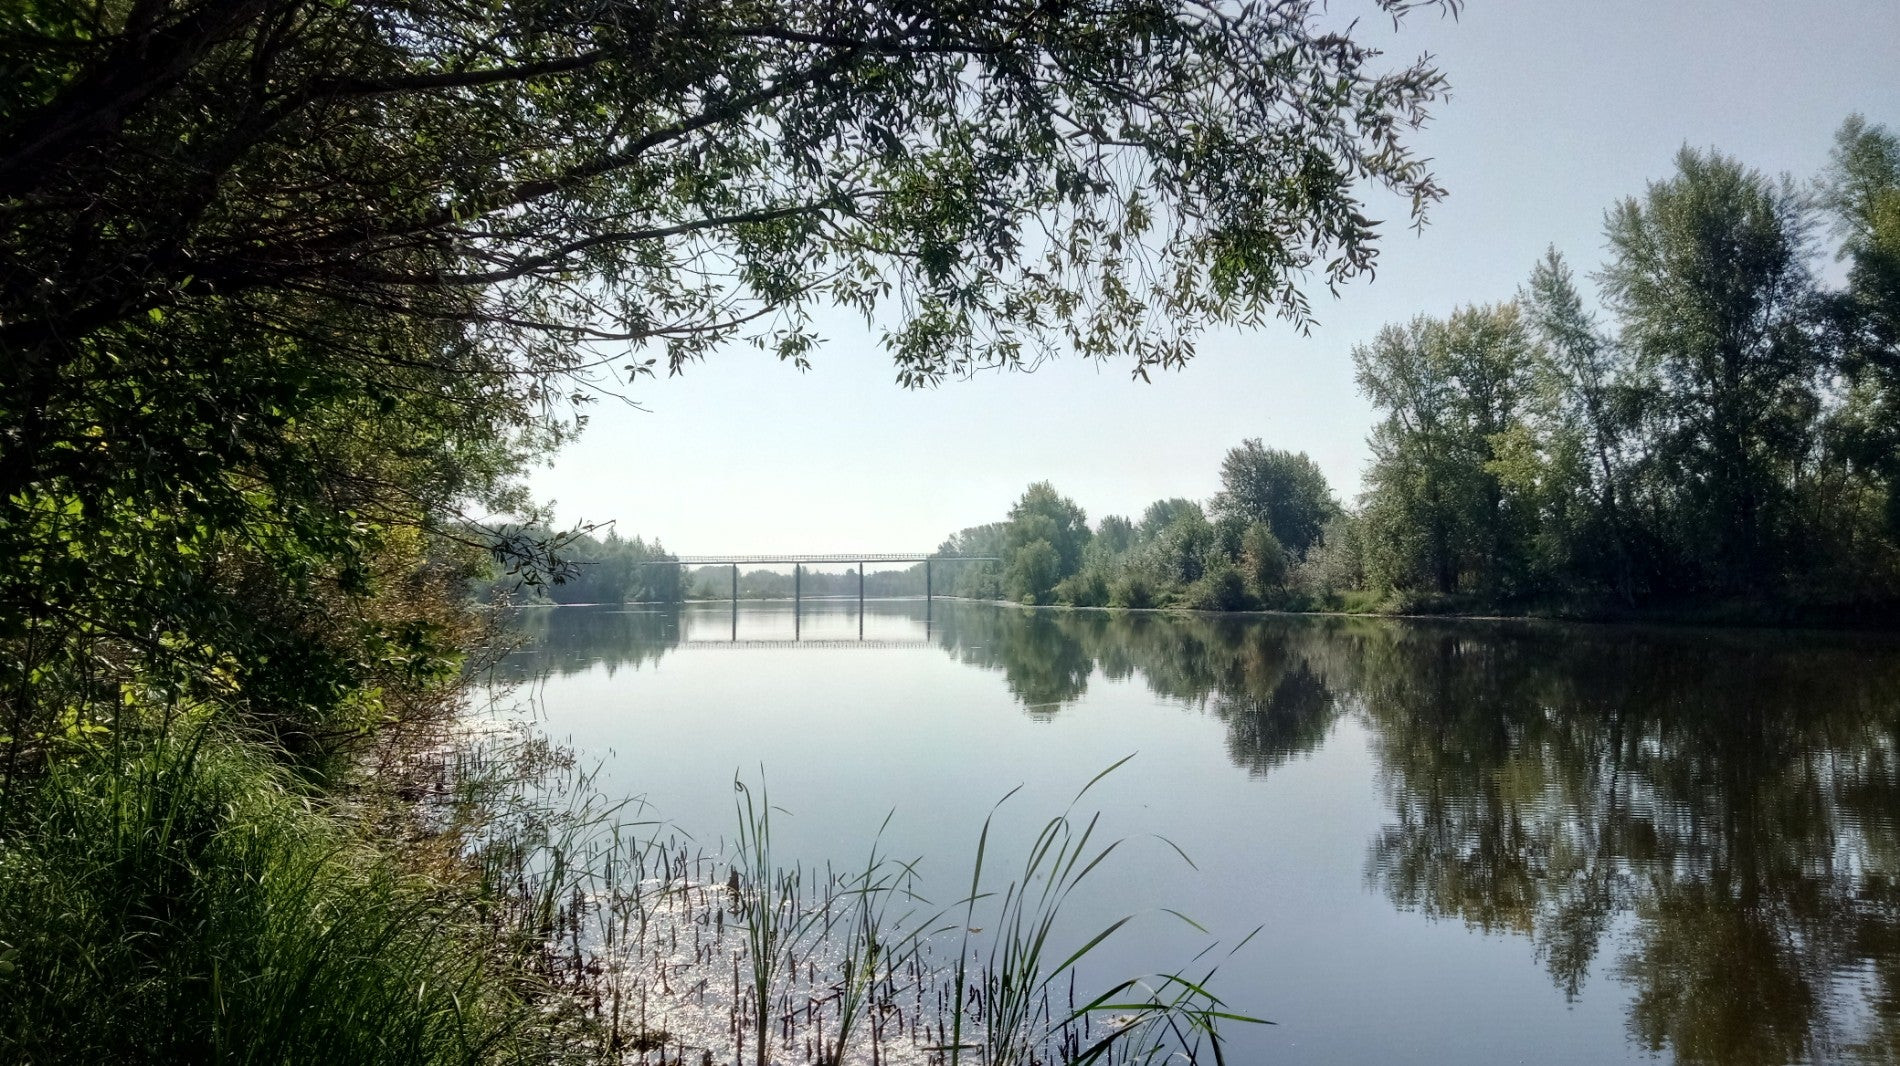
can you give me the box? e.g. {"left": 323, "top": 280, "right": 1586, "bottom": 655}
{"left": 674, "top": 597, "right": 938, "bottom": 645}
{"left": 676, "top": 638, "right": 933, "bottom": 650}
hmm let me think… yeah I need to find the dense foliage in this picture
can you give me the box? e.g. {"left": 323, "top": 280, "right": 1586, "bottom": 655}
{"left": 480, "top": 527, "right": 681, "bottom": 605}
{"left": 1, "top": 0, "right": 1453, "bottom": 775}
{"left": 958, "top": 119, "right": 1900, "bottom": 621}
{"left": 1350, "top": 121, "right": 1900, "bottom": 613}
{"left": 1, "top": 0, "right": 1454, "bottom": 1059}
{"left": 942, "top": 445, "right": 1343, "bottom": 611}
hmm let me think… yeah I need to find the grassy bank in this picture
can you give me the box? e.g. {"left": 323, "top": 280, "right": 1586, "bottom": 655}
{"left": 946, "top": 588, "right": 1900, "bottom": 632}
{"left": 0, "top": 723, "right": 575, "bottom": 1064}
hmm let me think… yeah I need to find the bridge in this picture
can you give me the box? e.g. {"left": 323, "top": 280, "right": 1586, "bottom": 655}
{"left": 651, "top": 553, "right": 997, "bottom": 639}
{"left": 675, "top": 638, "right": 934, "bottom": 651}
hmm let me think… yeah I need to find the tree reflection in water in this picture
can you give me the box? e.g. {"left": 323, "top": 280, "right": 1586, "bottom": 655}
{"left": 936, "top": 607, "right": 1900, "bottom": 1064}
{"left": 501, "top": 602, "right": 1900, "bottom": 1063}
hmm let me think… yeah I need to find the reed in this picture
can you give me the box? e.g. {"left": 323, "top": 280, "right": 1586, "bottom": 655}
{"left": 731, "top": 774, "right": 804, "bottom": 1066}
{"left": 0, "top": 706, "right": 1260, "bottom": 1064}
{"left": 820, "top": 819, "right": 922, "bottom": 1066}
{"left": 483, "top": 757, "right": 1265, "bottom": 1066}
{"left": 936, "top": 755, "right": 1264, "bottom": 1066}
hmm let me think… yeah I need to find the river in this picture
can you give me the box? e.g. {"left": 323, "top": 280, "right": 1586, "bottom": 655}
{"left": 488, "top": 599, "right": 1900, "bottom": 1065}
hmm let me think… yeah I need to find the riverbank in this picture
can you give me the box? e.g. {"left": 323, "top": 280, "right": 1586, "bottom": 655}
{"left": 0, "top": 702, "right": 620, "bottom": 1064}
{"left": 938, "top": 592, "right": 1900, "bottom": 632}
{"left": 1, "top": 633, "right": 1258, "bottom": 1065}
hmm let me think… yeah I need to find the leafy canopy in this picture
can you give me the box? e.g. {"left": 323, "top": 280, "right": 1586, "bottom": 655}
{"left": 0, "top": 0, "right": 1456, "bottom": 769}
{"left": 1209, "top": 438, "right": 1338, "bottom": 555}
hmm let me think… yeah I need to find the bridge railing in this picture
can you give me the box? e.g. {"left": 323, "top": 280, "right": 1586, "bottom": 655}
{"left": 640, "top": 553, "right": 997, "bottom": 635}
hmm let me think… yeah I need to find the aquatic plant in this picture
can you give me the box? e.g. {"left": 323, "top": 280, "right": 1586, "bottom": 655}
{"left": 940, "top": 756, "right": 1264, "bottom": 1066}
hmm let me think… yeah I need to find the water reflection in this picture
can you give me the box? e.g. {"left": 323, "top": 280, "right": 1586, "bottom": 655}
{"left": 930, "top": 607, "right": 1357, "bottom": 771}
{"left": 498, "top": 601, "right": 1900, "bottom": 1064}
{"left": 1346, "top": 624, "right": 1900, "bottom": 1065}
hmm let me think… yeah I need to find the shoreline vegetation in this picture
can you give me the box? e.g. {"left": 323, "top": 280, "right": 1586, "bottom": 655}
{"left": 3, "top": 1, "right": 1896, "bottom": 1062}
{"left": 519, "top": 593, "right": 1900, "bottom": 636}
{"left": 517, "top": 114, "right": 1900, "bottom": 634}
{"left": 922, "top": 120, "right": 1900, "bottom": 630}
{"left": 6, "top": 0, "right": 1458, "bottom": 1057}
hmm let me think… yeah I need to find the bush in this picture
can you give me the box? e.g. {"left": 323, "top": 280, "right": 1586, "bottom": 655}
{"left": 1054, "top": 568, "right": 1111, "bottom": 607}
{"left": 1186, "top": 563, "right": 1249, "bottom": 612}
{"left": 1241, "top": 522, "right": 1287, "bottom": 598}
{"left": 1110, "top": 572, "right": 1158, "bottom": 609}
{"left": 1004, "top": 539, "right": 1061, "bottom": 604}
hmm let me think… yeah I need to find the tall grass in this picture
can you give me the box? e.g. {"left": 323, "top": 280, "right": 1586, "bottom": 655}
{"left": 731, "top": 775, "right": 795, "bottom": 1066}
{"left": 573, "top": 763, "right": 1263, "bottom": 1066}
{"left": 820, "top": 817, "right": 921, "bottom": 1066}
{"left": 0, "top": 727, "right": 564, "bottom": 1065}
{"left": 940, "top": 755, "right": 1265, "bottom": 1066}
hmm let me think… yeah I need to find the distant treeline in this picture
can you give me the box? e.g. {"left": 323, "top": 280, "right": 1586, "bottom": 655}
{"left": 936, "top": 458, "right": 1345, "bottom": 612}
{"left": 942, "top": 116, "right": 1900, "bottom": 619}
{"left": 480, "top": 534, "right": 942, "bottom": 605}
{"left": 476, "top": 527, "right": 683, "bottom": 605}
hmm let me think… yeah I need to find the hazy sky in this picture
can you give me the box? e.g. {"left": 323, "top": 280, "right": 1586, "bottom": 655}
{"left": 530, "top": 1, "right": 1900, "bottom": 556}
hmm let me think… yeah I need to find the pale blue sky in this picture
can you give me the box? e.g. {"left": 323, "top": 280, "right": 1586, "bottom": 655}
{"left": 530, "top": 0, "right": 1900, "bottom": 556}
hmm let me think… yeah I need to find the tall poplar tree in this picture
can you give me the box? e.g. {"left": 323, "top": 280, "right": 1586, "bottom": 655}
{"left": 1599, "top": 148, "right": 1823, "bottom": 590}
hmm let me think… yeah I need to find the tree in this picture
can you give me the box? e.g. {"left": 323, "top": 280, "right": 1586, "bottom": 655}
{"left": 1138, "top": 498, "right": 1205, "bottom": 543}
{"left": 0, "top": 0, "right": 1455, "bottom": 763}
{"left": 1240, "top": 522, "right": 1288, "bottom": 598}
{"left": 1599, "top": 147, "right": 1823, "bottom": 591}
{"left": 1141, "top": 506, "right": 1219, "bottom": 589}
{"left": 1820, "top": 116, "right": 1900, "bottom": 549}
{"left": 1094, "top": 515, "right": 1138, "bottom": 558}
{"left": 1210, "top": 439, "right": 1338, "bottom": 555}
{"left": 1518, "top": 248, "right": 1641, "bottom": 600}
{"left": 1001, "top": 482, "right": 1090, "bottom": 602}
{"left": 1354, "top": 303, "right": 1535, "bottom": 597}
{"left": 1291, "top": 514, "right": 1367, "bottom": 598}
{"left": 526, "top": 530, "right": 682, "bottom": 605}
{"left": 1822, "top": 116, "right": 1900, "bottom": 367}
{"left": 940, "top": 522, "right": 1008, "bottom": 599}
{"left": 2, "top": 0, "right": 1451, "bottom": 382}
{"left": 1005, "top": 541, "right": 1062, "bottom": 606}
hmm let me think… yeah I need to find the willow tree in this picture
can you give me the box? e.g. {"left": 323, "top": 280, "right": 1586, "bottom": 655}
{"left": 0, "top": 0, "right": 1455, "bottom": 765}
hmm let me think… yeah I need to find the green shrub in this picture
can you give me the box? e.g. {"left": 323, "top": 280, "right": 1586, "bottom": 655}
{"left": 1110, "top": 572, "right": 1158, "bottom": 609}
{"left": 1186, "top": 563, "right": 1248, "bottom": 612}
{"left": 1054, "top": 568, "right": 1111, "bottom": 607}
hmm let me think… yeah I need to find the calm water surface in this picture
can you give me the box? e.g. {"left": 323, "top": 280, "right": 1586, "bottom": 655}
{"left": 492, "top": 600, "right": 1900, "bottom": 1065}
